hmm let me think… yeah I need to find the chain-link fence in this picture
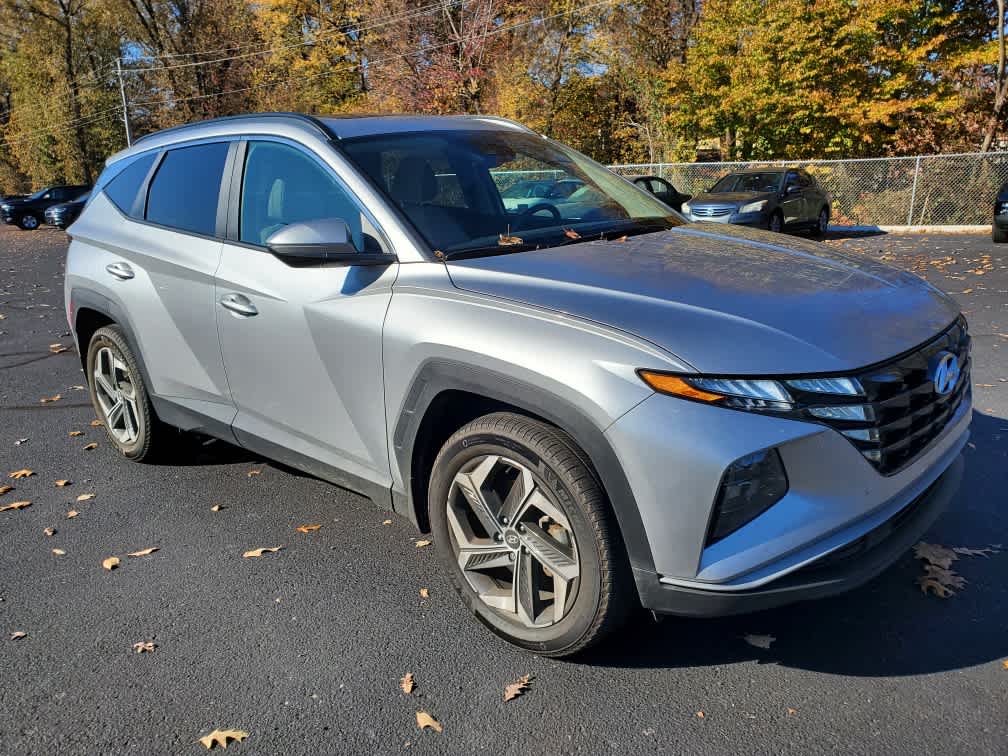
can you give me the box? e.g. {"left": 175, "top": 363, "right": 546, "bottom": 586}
{"left": 609, "top": 152, "right": 1008, "bottom": 226}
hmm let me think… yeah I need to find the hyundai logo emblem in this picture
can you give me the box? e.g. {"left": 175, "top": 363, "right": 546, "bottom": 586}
{"left": 931, "top": 352, "right": 960, "bottom": 396}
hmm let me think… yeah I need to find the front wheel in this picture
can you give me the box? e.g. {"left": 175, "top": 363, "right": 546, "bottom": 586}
{"left": 767, "top": 211, "right": 783, "bottom": 233}
{"left": 18, "top": 214, "right": 39, "bottom": 230}
{"left": 813, "top": 207, "right": 830, "bottom": 238}
{"left": 428, "top": 412, "right": 633, "bottom": 657}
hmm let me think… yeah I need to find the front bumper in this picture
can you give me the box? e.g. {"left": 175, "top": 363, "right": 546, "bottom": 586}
{"left": 684, "top": 210, "right": 767, "bottom": 227}
{"left": 605, "top": 377, "right": 971, "bottom": 615}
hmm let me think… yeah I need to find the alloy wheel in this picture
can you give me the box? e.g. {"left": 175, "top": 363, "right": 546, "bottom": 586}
{"left": 818, "top": 209, "right": 829, "bottom": 233}
{"left": 21, "top": 215, "right": 38, "bottom": 230}
{"left": 92, "top": 346, "right": 141, "bottom": 445}
{"left": 446, "top": 454, "right": 580, "bottom": 628}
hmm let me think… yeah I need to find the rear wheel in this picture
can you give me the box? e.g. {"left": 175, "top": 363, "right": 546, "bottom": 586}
{"left": 993, "top": 224, "right": 1008, "bottom": 243}
{"left": 85, "top": 325, "right": 164, "bottom": 461}
{"left": 428, "top": 412, "right": 633, "bottom": 657}
{"left": 18, "top": 214, "right": 39, "bottom": 230}
{"left": 767, "top": 211, "right": 783, "bottom": 233}
{"left": 812, "top": 206, "right": 830, "bottom": 238}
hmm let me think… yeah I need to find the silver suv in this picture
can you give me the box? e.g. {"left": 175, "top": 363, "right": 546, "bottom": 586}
{"left": 65, "top": 114, "right": 970, "bottom": 657}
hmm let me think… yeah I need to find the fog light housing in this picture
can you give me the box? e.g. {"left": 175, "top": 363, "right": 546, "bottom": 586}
{"left": 706, "top": 449, "right": 788, "bottom": 545}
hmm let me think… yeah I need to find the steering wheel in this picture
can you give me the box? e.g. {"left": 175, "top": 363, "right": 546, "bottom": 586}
{"left": 519, "top": 202, "right": 561, "bottom": 222}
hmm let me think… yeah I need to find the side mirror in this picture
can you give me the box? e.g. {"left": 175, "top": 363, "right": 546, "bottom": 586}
{"left": 265, "top": 218, "right": 396, "bottom": 266}
{"left": 785, "top": 184, "right": 801, "bottom": 195}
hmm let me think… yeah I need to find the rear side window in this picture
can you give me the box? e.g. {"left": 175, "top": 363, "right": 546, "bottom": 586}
{"left": 146, "top": 142, "right": 229, "bottom": 236}
{"left": 104, "top": 153, "right": 156, "bottom": 217}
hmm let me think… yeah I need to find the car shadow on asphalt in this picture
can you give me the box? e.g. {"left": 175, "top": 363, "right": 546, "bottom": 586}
{"left": 581, "top": 410, "right": 1007, "bottom": 676}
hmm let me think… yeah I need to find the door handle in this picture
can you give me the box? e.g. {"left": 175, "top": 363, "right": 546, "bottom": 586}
{"left": 219, "top": 292, "right": 258, "bottom": 317}
{"left": 105, "top": 262, "right": 134, "bottom": 280}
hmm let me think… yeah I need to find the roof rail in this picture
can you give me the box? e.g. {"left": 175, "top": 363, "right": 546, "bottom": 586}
{"left": 131, "top": 112, "right": 333, "bottom": 147}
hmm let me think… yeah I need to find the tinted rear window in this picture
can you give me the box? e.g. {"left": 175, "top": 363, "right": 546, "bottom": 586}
{"left": 146, "top": 142, "right": 229, "bottom": 235}
{"left": 104, "top": 154, "right": 156, "bottom": 216}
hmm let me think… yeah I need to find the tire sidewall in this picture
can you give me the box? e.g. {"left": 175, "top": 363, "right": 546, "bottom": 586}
{"left": 85, "top": 329, "right": 150, "bottom": 459}
{"left": 768, "top": 211, "right": 783, "bottom": 233}
{"left": 19, "top": 214, "right": 39, "bottom": 230}
{"left": 428, "top": 431, "right": 604, "bottom": 655}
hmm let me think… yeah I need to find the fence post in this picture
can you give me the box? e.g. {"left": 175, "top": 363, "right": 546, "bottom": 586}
{"left": 906, "top": 155, "right": 921, "bottom": 225}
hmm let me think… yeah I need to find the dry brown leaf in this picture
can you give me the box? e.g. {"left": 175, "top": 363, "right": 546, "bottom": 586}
{"left": 0, "top": 501, "right": 30, "bottom": 512}
{"left": 400, "top": 672, "right": 415, "bottom": 695}
{"left": 198, "top": 729, "right": 249, "bottom": 750}
{"left": 90, "top": 419, "right": 103, "bottom": 427}
{"left": 415, "top": 539, "right": 432, "bottom": 548}
{"left": 498, "top": 233, "right": 524, "bottom": 246}
{"left": 66, "top": 510, "right": 78, "bottom": 519}
{"left": 0, "top": 484, "right": 13, "bottom": 495}
{"left": 961, "top": 288, "right": 974, "bottom": 294}
{"left": 419, "top": 588, "right": 429, "bottom": 598}
{"left": 43, "top": 527, "right": 55, "bottom": 537}
{"left": 1002, "top": 660, "right": 1008, "bottom": 670}
{"left": 295, "top": 524, "right": 322, "bottom": 533}
{"left": 382, "top": 519, "right": 392, "bottom": 525}
{"left": 76, "top": 493, "right": 95, "bottom": 502}
{"left": 49, "top": 344, "right": 69, "bottom": 354}
{"left": 242, "top": 546, "right": 282, "bottom": 558}
{"left": 128, "top": 547, "right": 159, "bottom": 558}
{"left": 68, "top": 431, "right": 84, "bottom": 437}
{"left": 696, "top": 710, "right": 705, "bottom": 719}
{"left": 503, "top": 674, "right": 532, "bottom": 702}
{"left": 10, "top": 631, "right": 26, "bottom": 640}
{"left": 52, "top": 548, "right": 66, "bottom": 556}
{"left": 40, "top": 394, "right": 62, "bottom": 404}
{"left": 615, "top": 235, "right": 628, "bottom": 242}
{"left": 415, "top": 711, "right": 442, "bottom": 733}
{"left": 563, "top": 228, "right": 580, "bottom": 239}
{"left": 787, "top": 708, "right": 797, "bottom": 716}
{"left": 952, "top": 546, "right": 996, "bottom": 557}
{"left": 132, "top": 641, "right": 156, "bottom": 653}
{"left": 913, "top": 541, "right": 958, "bottom": 570}
{"left": 102, "top": 556, "right": 120, "bottom": 571}
{"left": 83, "top": 443, "right": 98, "bottom": 450}
{"left": 55, "top": 479, "right": 70, "bottom": 487}
{"left": 210, "top": 504, "right": 224, "bottom": 512}
{"left": 8, "top": 469, "right": 34, "bottom": 479}
{"left": 247, "top": 469, "right": 261, "bottom": 477}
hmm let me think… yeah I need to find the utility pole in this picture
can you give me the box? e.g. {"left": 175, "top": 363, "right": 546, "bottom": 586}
{"left": 115, "top": 57, "right": 132, "bottom": 147}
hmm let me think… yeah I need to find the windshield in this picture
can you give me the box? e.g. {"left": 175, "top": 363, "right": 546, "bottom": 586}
{"left": 711, "top": 172, "right": 783, "bottom": 193}
{"left": 27, "top": 188, "right": 51, "bottom": 200}
{"left": 341, "top": 128, "right": 684, "bottom": 255}
{"left": 73, "top": 191, "right": 90, "bottom": 202}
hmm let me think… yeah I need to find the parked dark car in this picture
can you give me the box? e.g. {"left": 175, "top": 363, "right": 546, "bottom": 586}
{"left": 1, "top": 184, "right": 91, "bottom": 230}
{"left": 44, "top": 190, "right": 91, "bottom": 229}
{"left": 682, "top": 168, "right": 830, "bottom": 236}
{"left": 629, "top": 175, "right": 691, "bottom": 212}
{"left": 993, "top": 181, "right": 1008, "bottom": 242}
{"left": 500, "top": 177, "right": 584, "bottom": 210}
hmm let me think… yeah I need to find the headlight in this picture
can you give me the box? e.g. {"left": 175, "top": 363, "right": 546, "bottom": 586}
{"left": 739, "top": 200, "right": 767, "bottom": 213}
{"left": 681, "top": 202, "right": 692, "bottom": 214}
{"left": 707, "top": 448, "right": 788, "bottom": 544}
{"left": 638, "top": 371, "right": 792, "bottom": 410}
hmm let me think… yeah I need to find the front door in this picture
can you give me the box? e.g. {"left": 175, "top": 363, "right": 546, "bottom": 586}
{"left": 214, "top": 139, "right": 398, "bottom": 495}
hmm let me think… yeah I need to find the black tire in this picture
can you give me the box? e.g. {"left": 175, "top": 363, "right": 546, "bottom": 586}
{"left": 85, "top": 325, "right": 163, "bottom": 461}
{"left": 18, "top": 213, "right": 40, "bottom": 230}
{"left": 428, "top": 412, "right": 634, "bottom": 657}
{"left": 812, "top": 206, "right": 830, "bottom": 239}
{"left": 767, "top": 210, "right": 784, "bottom": 233}
{"left": 993, "top": 224, "right": 1008, "bottom": 243}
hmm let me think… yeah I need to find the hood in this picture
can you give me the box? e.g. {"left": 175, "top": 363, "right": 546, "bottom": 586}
{"left": 690, "top": 191, "right": 775, "bottom": 206}
{"left": 47, "top": 200, "right": 82, "bottom": 212}
{"left": 445, "top": 224, "right": 960, "bottom": 375}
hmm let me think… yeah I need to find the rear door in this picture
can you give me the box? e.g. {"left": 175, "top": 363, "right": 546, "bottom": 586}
{"left": 214, "top": 138, "right": 397, "bottom": 494}
{"left": 780, "top": 170, "right": 804, "bottom": 227}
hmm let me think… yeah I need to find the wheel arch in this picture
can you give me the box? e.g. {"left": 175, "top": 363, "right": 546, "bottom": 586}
{"left": 392, "top": 360, "right": 657, "bottom": 578}
{"left": 70, "top": 288, "right": 155, "bottom": 395}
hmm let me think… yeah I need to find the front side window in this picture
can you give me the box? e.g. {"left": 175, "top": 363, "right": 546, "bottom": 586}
{"left": 105, "top": 153, "right": 157, "bottom": 216}
{"left": 342, "top": 129, "right": 682, "bottom": 257}
{"left": 146, "top": 142, "right": 229, "bottom": 236}
{"left": 239, "top": 141, "right": 383, "bottom": 252}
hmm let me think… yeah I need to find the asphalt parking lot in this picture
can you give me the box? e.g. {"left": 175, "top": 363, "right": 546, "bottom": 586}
{"left": 0, "top": 225, "right": 1005, "bottom": 755}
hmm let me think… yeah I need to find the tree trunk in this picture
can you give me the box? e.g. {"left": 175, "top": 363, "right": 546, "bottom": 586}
{"left": 982, "top": 0, "right": 1007, "bottom": 152}
{"left": 58, "top": 1, "right": 93, "bottom": 184}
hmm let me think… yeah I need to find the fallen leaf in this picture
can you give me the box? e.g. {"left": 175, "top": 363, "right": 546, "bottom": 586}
{"left": 913, "top": 541, "right": 958, "bottom": 570}
{"left": 40, "top": 394, "right": 62, "bottom": 404}
{"left": 8, "top": 469, "right": 34, "bottom": 479}
{"left": 0, "top": 485, "right": 12, "bottom": 495}
{"left": 10, "top": 631, "right": 26, "bottom": 640}
{"left": 961, "top": 288, "right": 973, "bottom": 294}
{"left": 952, "top": 546, "right": 996, "bottom": 557}
{"left": 49, "top": 344, "right": 69, "bottom": 354}
{"left": 66, "top": 510, "right": 78, "bottom": 519}
{"left": 15, "top": 438, "right": 27, "bottom": 445}
{"left": 247, "top": 469, "right": 261, "bottom": 477}
{"left": 415, "top": 711, "right": 442, "bottom": 733}
{"left": 563, "top": 228, "right": 580, "bottom": 239}
{"left": 419, "top": 588, "right": 429, "bottom": 598}
{"left": 242, "top": 546, "right": 282, "bottom": 558}
{"left": 128, "top": 547, "right": 159, "bottom": 558}
{"left": 744, "top": 634, "right": 776, "bottom": 649}
{"left": 787, "top": 708, "right": 797, "bottom": 716}
{"left": 102, "top": 556, "right": 120, "bottom": 571}
{"left": 696, "top": 711, "right": 705, "bottom": 719}
{"left": 43, "top": 527, "right": 55, "bottom": 537}
{"left": 503, "top": 674, "right": 532, "bottom": 702}
{"left": 498, "top": 233, "right": 524, "bottom": 246}
{"left": 210, "top": 504, "right": 224, "bottom": 512}
{"left": 296, "top": 524, "right": 322, "bottom": 533}
{"left": 68, "top": 431, "right": 84, "bottom": 437}
{"left": 198, "top": 729, "right": 249, "bottom": 750}
{"left": 0, "top": 500, "right": 30, "bottom": 512}
{"left": 89, "top": 420, "right": 103, "bottom": 427}
{"left": 76, "top": 493, "right": 95, "bottom": 502}
{"left": 382, "top": 519, "right": 392, "bottom": 525}
{"left": 615, "top": 235, "right": 628, "bottom": 242}
{"left": 415, "top": 539, "right": 432, "bottom": 548}
{"left": 918, "top": 563, "right": 966, "bottom": 598}
{"left": 83, "top": 443, "right": 98, "bottom": 450}
{"left": 1002, "top": 660, "right": 1008, "bottom": 670}
{"left": 55, "top": 479, "right": 70, "bottom": 487}
{"left": 400, "top": 672, "right": 415, "bottom": 694}
{"left": 132, "top": 641, "right": 156, "bottom": 653}
{"left": 52, "top": 548, "right": 66, "bottom": 556}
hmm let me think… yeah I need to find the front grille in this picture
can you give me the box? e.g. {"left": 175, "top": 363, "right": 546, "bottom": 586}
{"left": 691, "top": 205, "right": 733, "bottom": 218}
{"left": 790, "top": 318, "right": 970, "bottom": 475}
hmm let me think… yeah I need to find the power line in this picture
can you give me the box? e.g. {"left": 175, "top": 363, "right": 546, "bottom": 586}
{"left": 1, "top": 109, "right": 115, "bottom": 148}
